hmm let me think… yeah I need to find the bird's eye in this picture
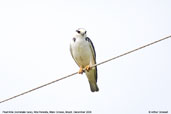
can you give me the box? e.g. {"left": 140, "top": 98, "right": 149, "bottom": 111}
{"left": 76, "top": 30, "right": 80, "bottom": 34}
{"left": 85, "top": 31, "right": 87, "bottom": 34}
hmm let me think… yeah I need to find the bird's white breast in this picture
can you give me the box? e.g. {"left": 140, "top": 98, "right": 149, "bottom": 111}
{"left": 71, "top": 38, "right": 92, "bottom": 67}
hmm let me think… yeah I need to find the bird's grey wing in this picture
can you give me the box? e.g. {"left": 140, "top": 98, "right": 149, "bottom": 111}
{"left": 85, "top": 37, "right": 97, "bottom": 82}
{"left": 85, "top": 37, "right": 96, "bottom": 61}
{"left": 70, "top": 43, "right": 80, "bottom": 67}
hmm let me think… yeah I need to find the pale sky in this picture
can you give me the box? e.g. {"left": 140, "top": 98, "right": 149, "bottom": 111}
{"left": 0, "top": 0, "right": 171, "bottom": 114}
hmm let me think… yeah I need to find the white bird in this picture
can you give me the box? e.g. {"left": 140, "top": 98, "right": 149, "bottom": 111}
{"left": 70, "top": 28, "right": 99, "bottom": 92}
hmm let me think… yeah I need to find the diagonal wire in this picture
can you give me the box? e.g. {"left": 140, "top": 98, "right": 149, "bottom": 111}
{"left": 91, "top": 35, "right": 171, "bottom": 67}
{"left": 0, "top": 35, "right": 171, "bottom": 104}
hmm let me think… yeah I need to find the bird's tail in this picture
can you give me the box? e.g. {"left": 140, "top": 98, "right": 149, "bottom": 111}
{"left": 89, "top": 81, "right": 99, "bottom": 92}
{"left": 85, "top": 67, "right": 99, "bottom": 92}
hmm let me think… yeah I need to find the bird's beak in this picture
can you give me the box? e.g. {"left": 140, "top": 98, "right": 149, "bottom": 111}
{"left": 81, "top": 33, "right": 86, "bottom": 37}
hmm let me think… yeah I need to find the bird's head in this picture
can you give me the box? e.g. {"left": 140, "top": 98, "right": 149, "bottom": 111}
{"left": 75, "top": 28, "right": 87, "bottom": 38}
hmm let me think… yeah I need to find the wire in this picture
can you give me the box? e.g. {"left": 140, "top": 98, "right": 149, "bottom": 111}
{"left": 0, "top": 35, "right": 171, "bottom": 104}
{"left": 91, "top": 35, "right": 171, "bottom": 67}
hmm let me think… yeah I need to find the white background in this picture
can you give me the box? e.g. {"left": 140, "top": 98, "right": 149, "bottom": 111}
{"left": 0, "top": 0, "right": 171, "bottom": 114}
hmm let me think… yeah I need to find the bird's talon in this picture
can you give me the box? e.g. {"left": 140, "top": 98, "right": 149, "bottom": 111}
{"left": 78, "top": 67, "right": 83, "bottom": 74}
{"left": 85, "top": 65, "right": 91, "bottom": 72}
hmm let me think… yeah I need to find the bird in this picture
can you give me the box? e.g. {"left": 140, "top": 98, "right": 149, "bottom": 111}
{"left": 70, "top": 28, "right": 99, "bottom": 92}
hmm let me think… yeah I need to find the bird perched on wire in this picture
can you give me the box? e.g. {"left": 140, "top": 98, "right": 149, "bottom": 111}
{"left": 70, "top": 28, "right": 99, "bottom": 92}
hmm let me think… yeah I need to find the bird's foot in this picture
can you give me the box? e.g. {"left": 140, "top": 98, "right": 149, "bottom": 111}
{"left": 78, "top": 67, "right": 83, "bottom": 74}
{"left": 85, "top": 65, "right": 91, "bottom": 72}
